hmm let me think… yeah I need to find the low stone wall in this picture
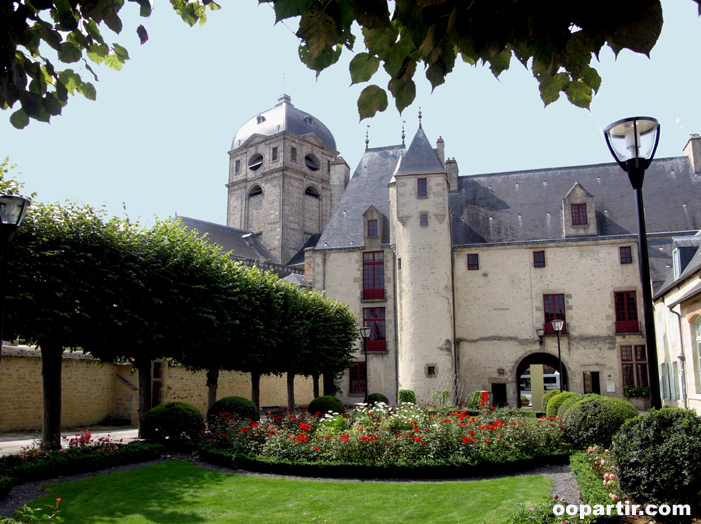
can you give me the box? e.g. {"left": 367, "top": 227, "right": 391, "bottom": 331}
{"left": 0, "top": 346, "right": 315, "bottom": 432}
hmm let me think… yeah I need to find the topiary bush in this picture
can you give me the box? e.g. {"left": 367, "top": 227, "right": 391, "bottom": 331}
{"left": 307, "top": 395, "right": 345, "bottom": 415}
{"left": 142, "top": 402, "right": 205, "bottom": 442}
{"left": 207, "top": 396, "right": 259, "bottom": 426}
{"left": 545, "top": 391, "right": 579, "bottom": 417}
{"left": 541, "top": 390, "right": 560, "bottom": 412}
{"left": 367, "top": 393, "right": 389, "bottom": 406}
{"left": 398, "top": 389, "right": 417, "bottom": 404}
{"left": 562, "top": 395, "right": 639, "bottom": 449}
{"left": 613, "top": 408, "right": 701, "bottom": 520}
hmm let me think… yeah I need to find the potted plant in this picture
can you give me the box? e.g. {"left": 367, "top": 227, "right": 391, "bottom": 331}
{"left": 520, "top": 395, "right": 530, "bottom": 407}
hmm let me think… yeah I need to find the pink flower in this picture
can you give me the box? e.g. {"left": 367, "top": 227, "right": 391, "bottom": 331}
{"left": 609, "top": 494, "right": 618, "bottom": 501}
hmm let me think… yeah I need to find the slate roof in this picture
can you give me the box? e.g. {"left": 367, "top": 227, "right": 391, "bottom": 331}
{"left": 654, "top": 234, "right": 701, "bottom": 298}
{"left": 317, "top": 145, "right": 405, "bottom": 250}
{"left": 450, "top": 156, "right": 701, "bottom": 245}
{"left": 231, "top": 95, "right": 336, "bottom": 151}
{"left": 394, "top": 126, "right": 445, "bottom": 176}
{"left": 287, "top": 233, "right": 322, "bottom": 266}
{"left": 177, "top": 216, "right": 280, "bottom": 263}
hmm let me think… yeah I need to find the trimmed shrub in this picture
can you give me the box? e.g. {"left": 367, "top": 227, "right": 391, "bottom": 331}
{"left": 142, "top": 402, "right": 205, "bottom": 442}
{"left": 398, "top": 389, "right": 416, "bottom": 404}
{"left": 541, "top": 390, "right": 560, "bottom": 412}
{"left": 562, "top": 395, "right": 638, "bottom": 449}
{"left": 308, "top": 395, "right": 345, "bottom": 415}
{"left": 613, "top": 408, "right": 701, "bottom": 520}
{"left": 367, "top": 393, "right": 389, "bottom": 406}
{"left": 545, "top": 391, "right": 579, "bottom": 417}
{"left": 207, "top": 396, "right": 259, "bottom": 425}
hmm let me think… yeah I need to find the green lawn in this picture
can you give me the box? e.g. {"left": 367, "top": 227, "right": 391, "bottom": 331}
{"left": 26, "top": 461, "right": 552, "bottom": 524}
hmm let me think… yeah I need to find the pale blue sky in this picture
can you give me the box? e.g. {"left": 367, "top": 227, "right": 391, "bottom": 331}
{"left": 2, "top": 0, "right": 700, "bottom": 226}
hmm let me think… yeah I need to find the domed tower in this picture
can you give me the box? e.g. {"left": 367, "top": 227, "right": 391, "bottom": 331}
{"left": 227, "top": 95, "right": 348, "bottom": 264}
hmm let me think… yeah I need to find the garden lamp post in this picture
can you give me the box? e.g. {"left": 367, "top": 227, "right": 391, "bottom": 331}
{"left": 550, "top": 318, "right": 564, "bottom": 393}
{"left": 604, "top": 117, "right": 662, "bottom": 410}
{"left": 0, "top": 194, "right": 31, "bottom": 367}
{"left": 359, "top": 326, "right": 371, "bottom": 403}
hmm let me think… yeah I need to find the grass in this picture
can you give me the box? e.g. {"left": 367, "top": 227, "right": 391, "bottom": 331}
{"left": 24, "top": 460, "right": 553, "bottom": 524}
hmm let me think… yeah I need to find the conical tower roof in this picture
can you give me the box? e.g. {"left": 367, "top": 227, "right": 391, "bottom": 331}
{"left": 394, "top": 125, "right": 445, "bottom": 176}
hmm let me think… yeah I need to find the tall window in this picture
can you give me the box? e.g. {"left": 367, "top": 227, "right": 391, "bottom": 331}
{"left": 467, "top": 254, "right": 479, "bottom": 270}
{"left": 272, "top": 147, "right": 278, "bottom": 161}
{"left": 363, "top": 251, "right": 385, "bottom": 299}
{"left": 543, "top": 294, "right": 567, "bottom": 334}
{"left": 619, "top": 246, "right": 632, "bottom": 264}
{"left": 417, "top": 178, "right": 427, "bottom": 197}
{"left": 291, "top": 147, "right": 297, "bottom": 162}
{"left": 349, "top": 362, "right": 366, "bottom": 394}
{"left": 235, "top": 159, "right": 241, "bottom": 173}
{"left": 695, "top": 319, "right": 701, "bottom": 394}
{"left": 364, "top": 308, "right": 386, "bottom": 351}
{"left": 420, "top": 214, "right": 428, "bottom": 226}
{"left": 533, "top": 251, "right": 545, "bottom": 268}
{"left": 614, "top": 291, "right": 638, "bottom": 333}
{"left": 367, "top": 219, "right": 378, "bottom": 237}
{"left": 571, "top": 203, "right": 587, "bottom": 225}
{"left": 621, "top": 345, "right": 649, "bottom": 389}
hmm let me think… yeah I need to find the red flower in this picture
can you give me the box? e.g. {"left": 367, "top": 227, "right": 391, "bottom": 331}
{"left": 299, "top": 423, "right": 310, "bottom": 432}
{"left": 314, "top": 447, "right": 320, "bottom": 451}
{"left": 340, "top": 433, "right": 350, "bottom": 441}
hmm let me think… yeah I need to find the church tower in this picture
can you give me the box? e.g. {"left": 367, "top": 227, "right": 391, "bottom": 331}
{"left": 227, "top": 95, "right": 349, "bottom": 264}
{"left": 389, "top": 124, "right": 456, "bottom": 403}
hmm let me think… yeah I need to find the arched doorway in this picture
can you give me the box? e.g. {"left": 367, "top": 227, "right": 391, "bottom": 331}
{"left": 515, "top": 352, "right": 568, "bottom": 409}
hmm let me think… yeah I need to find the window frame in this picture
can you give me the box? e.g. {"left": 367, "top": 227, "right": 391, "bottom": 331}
{"left": 571, "top": 203, "right": 588, "bottom": 225}
{"left": 619, "top": 246, "right": 633, "bottom": 264}
{"left": 235, "top": 159, "right": 241, "bottom": 173}
{"left": 467, "top": 254, "right": 479, "bottom": 271}
{"left": 272, "top": 147, "right": 278, "bottom": 161}
{"left": 363, "top": 251, "right": 385, "bottom": 300}
{"left": 533, "top": 251, "right": 545, "bottom": 268}
{"left": 367, "top": 219, "right": 378, "bottom": 237}
{"left": 349, "top": 362, "right": 366, "bottom": 395}
{"left": 363, "top": 307, "right": 386, "bottom": 351}
{"left": 419, "top": 213, "right": 428, "bottom": 226}
{"left": 614, "top": 291, "right": 639, "bottom": 333}
{"left": 417, "top": 178, "right": 427, "bottom": 197}
{"left": 291, "top": 147, "right": 297, "bottom": 162}
{"left": 543, "top": 294, "right": 567, "bottom": 334}
{"left": 621, "top": 344, "right": 649, "bottom": 389}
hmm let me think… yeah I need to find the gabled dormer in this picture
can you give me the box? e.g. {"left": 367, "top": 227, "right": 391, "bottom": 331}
{"left": 363, "top": 205, "right": 389, "bottom": 248}
{"left": 562, "top": 181, "right": 597, "bottom": 237}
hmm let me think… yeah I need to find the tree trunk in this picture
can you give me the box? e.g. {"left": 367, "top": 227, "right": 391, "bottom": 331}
{"left": 40, "top": 340, "right": 63, "bottom": 451}
{"left": 312, "top": 373, "right": 320, "bottom": 399}
{"left": 323, "top": 373, "right": 338, "bottom": 396}
{"left": 287, "top": 371, "right": 295, "bottom": 412}
{"left": 135, "top": 358, "right": 152, "bottom": 439}
{"left": 206, "top": 367, "right": 219, "bottom": 411}
{"left": 250, "top": 372, "right": 260, "bottom": 411}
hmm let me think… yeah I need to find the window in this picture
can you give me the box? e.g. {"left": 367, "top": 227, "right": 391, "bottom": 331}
{"left": 417, "top": 178, "right": 427, "bottom": 197}
{"left": 621, "top": 345, "right": 649, "bottom": 389}
{"left": 367, "top": 219, "right": 378, "bottom": 237}
{"left": 349, "top": 362, "right": 366, "bottom": 394}
{"left": 256, "top": 115, "right": 266, "bottom": 124}
{"left": 696, "top": 319, "right": 701, "bottom": 394}
{"left": 363, "top": 251, "right": 385, "bottom": 299}
{"left": 571, "top": 203, "right": 587, "bottom": 225}
{"left": 673, "top": 249, "right": 681, "bottom": 279}
{"left": 363, "top": 308, "right": 386, "bottom": 351}
{"left": 272, "top": 147, "right": 278, "bottom": 161}
{"left": 467, "top": 254, "right": 479, "bottom": 270}
{"left": 420, "top": 214, "right": 428, "bottom": 226}
{"left": 305, "top": 154, "right": 320, "bottom": 171}
{"left": 291, "top": 147, "right": 297, "bottom": 162}
{"left": 614, "top": 291, "right": 639, "bottom": 333}
{"left": 397, "top": 258, "right": 402, "bottom": 270}
{"left": 427, "top": 366, "right": 436, "bottom": 377}
{"left": 620, "top": 246, "right": 633, "bottom": 264}
{"left": 533, "top": 251, "right": 545, "bottom": 268}
{"left": 235, "top": 159, "right": 241, "bottom": 173}
{"left": 543, "top": 294, "right": 567, "bottom": 334}
{"left": 248, "top": 153, "right": 263, "bottom": 171}
{"left": 583, "top": 371, "right": 600, "bottom": 394}
{"left": 248, "top": 185, "right": 263, "bottom": 197}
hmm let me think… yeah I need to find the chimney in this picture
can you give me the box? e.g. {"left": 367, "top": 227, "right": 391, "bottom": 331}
{"left": 436, "top": 136, "right": 445, "bottom": 168}
{"left": 684, "top": 134, "right": 701, "bottom": 173}
{"left": 446, "top": 157, "right": 459, "bottom": 192}
{"left": 330, "top": 157, "right": 350, "bottom": 217}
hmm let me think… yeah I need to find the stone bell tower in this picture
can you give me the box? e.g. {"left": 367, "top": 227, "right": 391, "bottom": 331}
{"left": 226, "top": 95, "right": 349, "bottom": 264}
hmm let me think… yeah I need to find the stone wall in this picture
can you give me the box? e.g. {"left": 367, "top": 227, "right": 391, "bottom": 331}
{"left": 0, "top": 347, "right": 316, "bottom": 432}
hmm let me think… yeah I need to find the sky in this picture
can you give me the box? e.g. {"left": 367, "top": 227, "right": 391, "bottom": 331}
{"left": 2, "top": 0, "right": 701, "bottom": 227}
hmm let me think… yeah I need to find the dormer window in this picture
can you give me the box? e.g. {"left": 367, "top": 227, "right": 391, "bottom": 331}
{"left": 257, "top": 115, "right": 266, "bottom": 124}
{"left": 367, "top": 219, "right": 378, "bottom": 237}
{"left": 304, "top": 116, "right": 313, "bottom": 125}
{"left": 571, "top": 203, "right": 587, "bottom": 225}
{"left": 673, "top": 248, "right": 681, "bottom": 279}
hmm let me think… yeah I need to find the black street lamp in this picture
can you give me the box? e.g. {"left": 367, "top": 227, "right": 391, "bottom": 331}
{"left": 551, "top": 319, "right": 564, "bottom": 393}
{"left": 0, "top": 194, "right": 31, "bottom": 366}
{"left": 536, "top": 327, "right": 545, "bottom": 346}
{"left": 604, "top": 117, "right": 661, "bottom": 410}
{"left": 359, "top": 326, "right": 371, "bottom": 403}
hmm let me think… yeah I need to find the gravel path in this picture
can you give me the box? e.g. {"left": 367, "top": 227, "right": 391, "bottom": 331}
{"left": 0, "top": 457, "right": 579, "bottom": 518}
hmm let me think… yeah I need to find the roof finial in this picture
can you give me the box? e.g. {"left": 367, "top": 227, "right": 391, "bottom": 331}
{"left": 418, "top": 107, "right": 422, "bottom": 128}
{"left": 365, "top": 124, "right": 370, "bottom": 151}
{"left": 401, "top": 120, "right": 406, "bottom": 147}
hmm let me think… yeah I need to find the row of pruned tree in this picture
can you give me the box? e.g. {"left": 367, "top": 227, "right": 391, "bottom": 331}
{"left": 2, "top": 195, "right": 359, "bottom": 449}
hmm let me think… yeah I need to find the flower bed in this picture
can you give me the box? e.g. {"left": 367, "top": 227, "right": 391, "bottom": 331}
{"left": 199, "top": 403, "right": 571, "bottom": 478}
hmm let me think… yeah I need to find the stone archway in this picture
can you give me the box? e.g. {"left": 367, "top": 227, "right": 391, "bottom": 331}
{"left": 515, "top": 352, "right": 569, "bottom": 409}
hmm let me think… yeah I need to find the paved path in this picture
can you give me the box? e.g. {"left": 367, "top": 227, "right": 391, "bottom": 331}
{"left": 0, "top": 426, "right": 139, "bottom": 457}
